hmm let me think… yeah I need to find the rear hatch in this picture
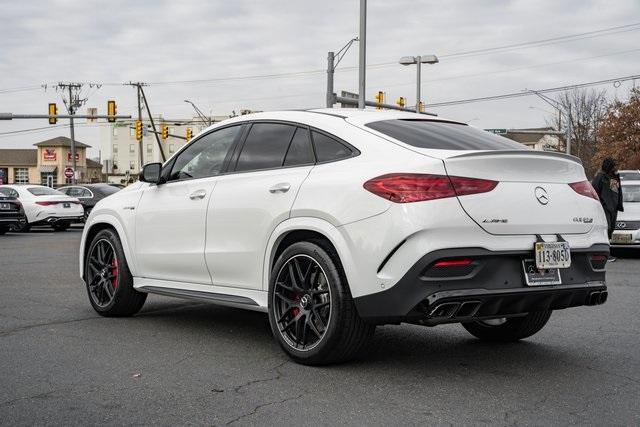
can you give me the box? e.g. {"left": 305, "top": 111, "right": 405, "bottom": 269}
{"left": 358, "top": 118, "right": 599, "bottom": 236}
{"left": 442, "top": 151, "right": 597, "bottom": 235}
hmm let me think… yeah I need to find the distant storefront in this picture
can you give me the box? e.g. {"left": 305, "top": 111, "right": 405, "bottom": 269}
{"left": 0, "top": 136, "right": 102, "bottom": 186}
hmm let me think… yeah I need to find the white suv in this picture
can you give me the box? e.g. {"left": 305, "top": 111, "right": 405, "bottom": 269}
{"left": 79, "top": 109, "right": 609, "bottom": 365}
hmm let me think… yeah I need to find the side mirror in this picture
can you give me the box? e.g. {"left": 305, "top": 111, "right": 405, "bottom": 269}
{"left": 140, "top": 163, "right": 164, "bottom": 184}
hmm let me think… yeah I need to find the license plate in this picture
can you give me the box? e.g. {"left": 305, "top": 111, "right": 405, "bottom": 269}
{"left": 0, "top": 203, "right": 9, "bottom": 210}
{"left": 523, "top": 259, "right": 561, "bottom": 286}
{"left": 63, "top": 203, "right": 70, "bottom": 208}
{"left": 534, "top": 241, "right": 571, "bottom": 269}
{"left": 611, "top": 233, "right": 632, "bottom": 244}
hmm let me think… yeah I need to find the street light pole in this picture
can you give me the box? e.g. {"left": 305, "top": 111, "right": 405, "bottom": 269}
{"left": 358, "top": 0, "right": 367, "bottom": 109}
{"left": 400, "top": 54, "right": 438, "bottom": 113}
{"left": 415, "top": 56, "right": 421, "bottom": 113}
{"left": 326, "top": 51, "right": 335, "bottom": 108}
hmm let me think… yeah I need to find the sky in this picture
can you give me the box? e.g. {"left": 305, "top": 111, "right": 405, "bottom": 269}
{"left": 1, "top": 0, "right": 639, "bottom": 158}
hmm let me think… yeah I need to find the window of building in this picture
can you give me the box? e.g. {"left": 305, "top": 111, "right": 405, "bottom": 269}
{"left": 112, "top": 127, "right": 118, "bottom": 137}
{"left": 129, "top": 144, "right": 135, "bottom": 153}
{"left": 14, "top": 168, "right": 29, "bottom": 184}
{"left": 311, "top": 131, "right": 353, "bottom": 163}
{"left": 129, "top": 161, "right": 135, "bottom": 170}
{"left": 40, "top": 173, "right": 57, "bottom": 187}
{"left": 129, "top": 127, "right": 135, "bottom": 137}
{"left": 113, "top": 144, "right": 118, "bottom": 153}
{"left": 147, "top": 143, "right": 153, "bottom": 154}
{"left": 235, "top": 123, "right": 296, "bottom": 172}
{"left": 169, "top": 144, "right": 175, "bottom": 154}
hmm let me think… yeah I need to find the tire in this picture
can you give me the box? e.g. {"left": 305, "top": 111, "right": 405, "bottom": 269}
{"left": 268, "top": 240, "right": 375, "bottom": 365}
{"left": 53, "top": 223, "right": 70, "bottom": 232}
{"left": 85, "top": 228, "right": 146, "bottom": 317}
{"left": 18, "top": 223, "right": 31, "bottom": 233}
{"left": 462, "top": 311, "right": 552, "bottom": 342}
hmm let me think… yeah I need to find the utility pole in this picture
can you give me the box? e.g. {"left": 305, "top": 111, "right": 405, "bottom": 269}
{"left": 56, "top": 82, "right": 100, "bottom": 184}
{"left": 415, "top": 56, "right": 422, "bottom": 113}
{"left": 326, "top": 51, "right": 335, "bottom": 108}
{"left": 527, "top": 89, "right": 572, "bottom": 155}
{"left": 358, "top": 0, "right": 367, "bottom": 109}
{"left": 125, "top": 82, "right": 166, "bottom": 168}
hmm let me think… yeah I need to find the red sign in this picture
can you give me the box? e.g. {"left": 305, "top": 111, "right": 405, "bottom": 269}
{"left": 64, "top": 168, "right": 74, "bottom": 179}
{"left": 67, "top": 152, "right": 80, "bottom": 162}
{"left": 43, "top": 148, "right": 56, "bottom": 161}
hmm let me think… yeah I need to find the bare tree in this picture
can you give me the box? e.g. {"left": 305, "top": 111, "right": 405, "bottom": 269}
{"left": 546, "top": 88, "right": 608, "bottom": 176}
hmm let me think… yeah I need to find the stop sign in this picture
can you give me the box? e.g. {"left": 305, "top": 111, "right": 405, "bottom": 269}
{"left": 64, "top": 167, "right": 74, "bottom": 179}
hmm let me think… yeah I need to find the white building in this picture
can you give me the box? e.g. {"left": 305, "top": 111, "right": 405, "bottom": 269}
{"left": 99, "top": 116, "right": 221, "bottom": 184}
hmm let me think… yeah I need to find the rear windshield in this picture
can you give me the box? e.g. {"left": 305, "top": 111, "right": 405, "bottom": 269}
{"left": 366, "top": 120, "right": 526, "bottom": 151}
{"left": 623, "top": 185, "right": 640, "bottom": 202}
{"left": 27, "top": 187, "right": 64, "bottom": 196}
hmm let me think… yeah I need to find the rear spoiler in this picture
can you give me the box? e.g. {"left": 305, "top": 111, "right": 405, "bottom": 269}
{"left": 449, "top": 150, "right": 582, "bottom": 165}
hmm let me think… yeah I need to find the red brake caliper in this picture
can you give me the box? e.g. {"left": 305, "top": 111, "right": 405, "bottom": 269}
{"left": 291, "top": 294, "right": 301, "bottom": 317}
{"left": 111, "top": 258, "right": 119, "bottom": 289}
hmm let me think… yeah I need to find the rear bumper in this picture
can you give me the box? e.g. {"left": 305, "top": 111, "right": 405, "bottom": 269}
{"left": 30, "top": 216, "right": 84, "bottom": 226}
{"left": 353, "top": 244, "right": 609, "bottom": 324}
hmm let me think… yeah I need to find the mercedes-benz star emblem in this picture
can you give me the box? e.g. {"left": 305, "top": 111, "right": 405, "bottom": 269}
{"left": 534, "top": 186, "right": 549, "bottom": 205}
{"left": 617, "top": 222, "right": 626, "bottom": 229}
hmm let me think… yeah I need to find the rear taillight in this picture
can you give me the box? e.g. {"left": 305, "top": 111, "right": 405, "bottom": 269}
{"left": 569, "top": 181, "right": 599, "bottom": 201}
{"left": 35, "top": 200, "right": 80, "bottom": 206}
{"left": 363, "top": 173, "right": 497, "bottom": 203}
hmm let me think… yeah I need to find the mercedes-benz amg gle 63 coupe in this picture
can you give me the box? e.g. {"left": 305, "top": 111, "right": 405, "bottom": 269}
{"left": 79, "top": 109, "right": 609, "bottom": 365}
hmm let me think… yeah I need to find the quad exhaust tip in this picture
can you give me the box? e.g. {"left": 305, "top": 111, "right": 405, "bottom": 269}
{"left": 587, "top": 291, "right": 608, "bottom": 306}
{"left": 428, "top": 300, "right": 482, "bottom": 319}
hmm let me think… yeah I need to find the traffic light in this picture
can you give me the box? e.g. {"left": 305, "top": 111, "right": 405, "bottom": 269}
{"left": 107, "top": 100, "right": 117, "bottom": 123}
{"left": 48, "top": 103, "right": 57, "bottom": 125}
{"left": 396, "top": 97, "right": 406, "bottom": 108}
{"left": 186, "top": 127, "right": 193, "bottom": 141}
{"left": 135, "top": 120, "right": 143, "bottom": 141}
{"left": 374, "top": 91, "right": 385, "bottom": 109}
{"left": 161, "top": 124, "right": 169, "bottom": 139}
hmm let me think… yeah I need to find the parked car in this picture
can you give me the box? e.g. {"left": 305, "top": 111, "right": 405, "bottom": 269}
{"left": 610, "top": 179, "right": 640, "bottom": 246}
{"left": 617, "top": 169, "right": 640, "bottom": 181}
{"left": 79, "top": 109, "right": 609, "bottom": 365}
{"left": 0, "top": 187, "right": 27, "bottom": 234}
{"left": 0, "top": 184, "right": 84, "bottom": 231}
{"left": 58, "top": 184, "right": 121, "bottom": 221}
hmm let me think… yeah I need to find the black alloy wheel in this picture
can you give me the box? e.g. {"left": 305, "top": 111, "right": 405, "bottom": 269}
{"left": 273, "top": 254, "right": 331, "bottom": 351}
{"left": 86, "top": 238, "right": 120, "bottom": 308}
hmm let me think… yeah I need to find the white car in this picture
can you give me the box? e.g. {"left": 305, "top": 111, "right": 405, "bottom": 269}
{"left": 79, "top": 109, "right": 609, "bottom": 365}
{"left": 611, "top": 180, "right": 640, "bottom": 246}
{"left": 0, "top": 184, "right": 84, "bottom": 231}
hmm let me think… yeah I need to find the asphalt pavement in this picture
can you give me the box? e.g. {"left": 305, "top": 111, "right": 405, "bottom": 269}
{"left": 0, "top": 229, "right": 639, "bottom": 426}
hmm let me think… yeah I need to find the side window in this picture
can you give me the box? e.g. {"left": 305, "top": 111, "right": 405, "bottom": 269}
{"left": 58, "top": 188, "right": 69, "bottom": 195}
{"left": 81, "top": 189, "right": 93, "bottom": 198}
{"left": 283, "top": 128, "right": 314, "bottom": 167}
{"left": 169, "top": 126, "right": 241, "bottom": 181}
{"left": 311, "top": 131, "right": 352, "bottom": 163}
{"left": 235, "top": 123, "right": 296, "bottom": 172}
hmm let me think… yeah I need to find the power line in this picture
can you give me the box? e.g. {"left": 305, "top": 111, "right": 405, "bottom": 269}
{"left": 126, "top": 22, "right": 640, "bottom": 86}
{"left": 428, "top": 74, "right": 640, "bottom": 107}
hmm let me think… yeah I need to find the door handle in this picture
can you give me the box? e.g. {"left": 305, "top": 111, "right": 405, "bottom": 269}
{"left": 269, "top": 183, "right": 291, "bottom": 193}
{"left": 189, "top": 189, "right": 207, "bottom": 200}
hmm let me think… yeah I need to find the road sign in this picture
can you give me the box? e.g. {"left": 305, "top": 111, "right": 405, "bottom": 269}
{"left": 64, "top": 167, "right": 74, "bottom": 179}
{"left": 485, "top": 128, "right": 508, "bottom": 134}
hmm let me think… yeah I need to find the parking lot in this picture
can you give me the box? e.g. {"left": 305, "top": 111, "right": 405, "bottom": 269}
{"left": 0, "top": 229, "right": 638, "bottom": 425}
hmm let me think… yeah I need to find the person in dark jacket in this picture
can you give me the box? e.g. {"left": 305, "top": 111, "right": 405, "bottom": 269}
{"left": 592, "top": 157, "right": 624, "bottom": 260}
